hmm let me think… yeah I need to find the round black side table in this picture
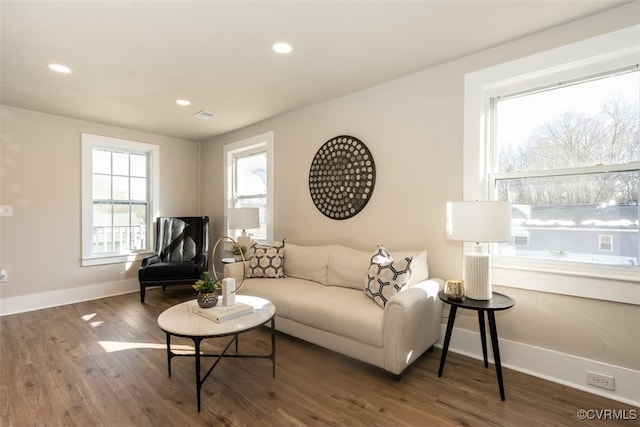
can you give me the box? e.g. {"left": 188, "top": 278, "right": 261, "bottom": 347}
{"left": 437, "top": 290, "right": 515, "bottom": 401}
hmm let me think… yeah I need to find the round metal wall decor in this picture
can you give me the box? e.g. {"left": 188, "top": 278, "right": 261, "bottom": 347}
{"left": 308, "top": 135, "right": 376, "bottom": 220}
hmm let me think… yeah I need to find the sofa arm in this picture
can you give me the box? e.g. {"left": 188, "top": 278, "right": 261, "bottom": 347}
{"left": 382, "top": 278, "right": 444, "bottom": 375}
{"left": 223, "top": 261, "right": 249, "bottom": 283}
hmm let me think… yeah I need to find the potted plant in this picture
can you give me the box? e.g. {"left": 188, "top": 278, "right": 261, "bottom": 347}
{"left": 193, "top": 271, "right": 221, "bottom": 308}
{"left": 231, "top": 243, "right": 248, "bottom": 261}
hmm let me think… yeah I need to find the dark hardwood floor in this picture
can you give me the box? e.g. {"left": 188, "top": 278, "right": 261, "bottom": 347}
{"left": 1, "top": 287, "right": 636, "bottom": 426}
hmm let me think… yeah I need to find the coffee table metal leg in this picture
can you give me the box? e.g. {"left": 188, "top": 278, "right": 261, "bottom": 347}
{"left": 438, "top": 305, "right": 457, "bottom": 377}
{"left": 271, "top": 317, "right": 276, "bottom": 378}
{"left": 194, "top": 338, "right": 203, "bottom": 412}
{"left": 487, "top": 311, "right": 506, "bottom": 401}
{"left": 166, "top": 333, "right": 172, "bottom": 377}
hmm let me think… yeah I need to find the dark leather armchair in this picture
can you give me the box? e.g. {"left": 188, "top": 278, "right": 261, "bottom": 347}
{"left": 138, "top": 216, "right": 210, "bottom": 303}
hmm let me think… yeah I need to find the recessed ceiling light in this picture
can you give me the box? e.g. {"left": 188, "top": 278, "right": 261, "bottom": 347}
{"left": 176, "top": 99, "right": 191, "bottom": 106}
{"left": 272, "top": 42, "right": 292, "bottom": 54}
{"left": 47, "top": 63, "right": 71, "bottom": 74}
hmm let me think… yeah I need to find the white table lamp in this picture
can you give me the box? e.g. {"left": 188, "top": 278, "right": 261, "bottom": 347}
{"left": 228, "top": 207, "right": 260, "bottom": 249}
{"left": 446, "top": 201, "right": 512, "bottom": 300}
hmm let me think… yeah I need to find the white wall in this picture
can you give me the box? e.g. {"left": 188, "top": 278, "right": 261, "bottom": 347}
{"left": 201, "top": 2, "right": 640, "bottom": 382}
{"left": 0, "top": 106, "right": 200, "bottom": 306}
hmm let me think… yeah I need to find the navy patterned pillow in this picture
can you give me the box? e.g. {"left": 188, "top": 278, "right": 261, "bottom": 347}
{"left": 247, "top": 241, "right": 286, "bottom": 278}
{"left": 364, "top": 244, "right": 412, "bottom": 308}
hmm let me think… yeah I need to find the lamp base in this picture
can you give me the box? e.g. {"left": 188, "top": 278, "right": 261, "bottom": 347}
{"left": 236, "top": 231, "right": 251, "bottom": 251}
{"left": 464, "top": 252, "right": 492, "bottom": 300}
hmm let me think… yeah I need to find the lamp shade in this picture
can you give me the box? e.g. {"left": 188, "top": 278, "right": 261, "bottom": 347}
{"left": 446, "top": 201, "right": 511, "bottom": 243}
{"left": 228, "top": 207, "right": 260, "bottom": 230}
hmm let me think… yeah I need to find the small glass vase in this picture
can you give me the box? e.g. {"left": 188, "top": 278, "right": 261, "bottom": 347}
{"left": 444, "top": 279, "right": 465, "bottom": 301}
{"left": 197, "top": 292, "right": 219, "bottom": 308}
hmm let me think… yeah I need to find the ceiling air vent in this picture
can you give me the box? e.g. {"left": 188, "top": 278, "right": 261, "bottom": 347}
{"left": 192, "top": 110, "right": 215, "bottom": 120}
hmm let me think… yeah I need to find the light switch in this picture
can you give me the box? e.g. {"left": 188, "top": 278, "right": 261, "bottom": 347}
{"left": 0, "top": 206, "right": 12, "bottom": 217}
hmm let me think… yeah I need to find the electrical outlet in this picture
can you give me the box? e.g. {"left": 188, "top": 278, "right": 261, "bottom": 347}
{"left": 587, "top": 371, "right": 615, "bottom": 391}
{"left": 0, "top": 269, "right": 7, "bottom": 283}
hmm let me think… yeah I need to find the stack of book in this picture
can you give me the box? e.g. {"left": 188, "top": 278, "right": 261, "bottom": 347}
{"left": 192, "top": 302, "right": 253, "bottom": 323}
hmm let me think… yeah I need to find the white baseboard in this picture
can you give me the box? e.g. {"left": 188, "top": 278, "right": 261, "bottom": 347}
{"left": 0, "top": 279, "right": 139, "bottom": 316}
{"left": 436, "top": 325, "right": 639, "bottom": 407}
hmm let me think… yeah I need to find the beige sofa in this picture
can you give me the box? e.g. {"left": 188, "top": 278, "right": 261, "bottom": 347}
{"left": 223, "top": 243, "right": 443, "bottom": 379}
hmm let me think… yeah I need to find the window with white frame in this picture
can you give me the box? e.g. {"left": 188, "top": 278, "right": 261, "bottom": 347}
{"left": 464, "top": 25, "right": 640, "bottom": 302}
{"left": 490, "top": 69, "right": 639, "bottom": 268}
{"left": 82, "top": 133, "right": 159, "bottom": 266}
{"left": 224, "top": 132, "right": 274, "bottom": 243}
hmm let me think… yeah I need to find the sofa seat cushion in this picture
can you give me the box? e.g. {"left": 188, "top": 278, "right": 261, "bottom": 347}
{"left": 238, "top": 277, "right": 324, "bottom": 320}
{"left": 287, "top": 286, "right": 384, "bottom": 347}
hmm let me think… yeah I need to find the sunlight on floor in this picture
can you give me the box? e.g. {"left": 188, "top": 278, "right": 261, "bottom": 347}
{"left": 99, "top": 340, "right": 195, "bottom": 353}
{"left": 81, "top": 312, "right": 104, "bottom": 328}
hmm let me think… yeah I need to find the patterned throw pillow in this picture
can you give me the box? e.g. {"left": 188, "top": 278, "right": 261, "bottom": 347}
{"left": 364, "top": 244, "right": 412, "bottom": 308}
{"left": 247, "top": 241, "right": 286, "bottom": 278}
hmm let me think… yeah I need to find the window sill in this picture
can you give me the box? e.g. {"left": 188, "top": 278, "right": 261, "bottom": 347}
{"left": 492, "top": 258, "right": 639, "bottom": 305}
{"left": 82, "top": 252, "right": 151, "bottom": 267}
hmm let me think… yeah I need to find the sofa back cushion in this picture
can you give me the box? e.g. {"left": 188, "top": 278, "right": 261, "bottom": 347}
{"left": 284, "top": 243, "right": 332, "bottom": 285}
{"left": 327, "top": 245, "right": 373, "bottom": 290}
{"left": 392, "top": 250, "right": 429, "bottom": 286}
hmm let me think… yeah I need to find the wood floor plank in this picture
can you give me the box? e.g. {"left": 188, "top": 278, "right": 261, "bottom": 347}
{"left": 1, "top": 287, "right": 637, "bottom": 426}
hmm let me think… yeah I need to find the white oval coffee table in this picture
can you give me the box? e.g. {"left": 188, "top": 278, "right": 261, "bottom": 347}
{"left": 157, "top": 295, "right": 276, "bottom": 412}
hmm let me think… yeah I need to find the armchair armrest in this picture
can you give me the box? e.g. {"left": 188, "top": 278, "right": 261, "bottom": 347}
{"left": 192, "top": 253, "right": 208, "bottom": 271}
{"left": 141, "top": 254, "right": 160, "bottom": 268}
{"left": 382, "top": 278, "right": 444, "bottom": 375}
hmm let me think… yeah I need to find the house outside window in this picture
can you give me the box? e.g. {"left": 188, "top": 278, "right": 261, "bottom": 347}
{"left": 224, "top": 132, "right": 274, "bottom": 244}
{"left": 600, "top": 235, "right": 614, "bottom": 252}
{"left": 463, "top": 25, "right": 639, "bottom": 303}
{"left": 82, "top": 134, "right": 159, "bottom": 266}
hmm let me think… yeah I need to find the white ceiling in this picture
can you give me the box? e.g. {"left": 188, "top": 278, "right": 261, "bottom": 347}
{"left": 1, "top": 0, "right": 630, "bottom": 141}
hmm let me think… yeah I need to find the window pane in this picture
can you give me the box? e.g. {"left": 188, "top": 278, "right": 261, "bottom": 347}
{"left": 496, "top": 71, "right": 640, "bottom": 173}
{"left": 235, "top": 197, "right": 267, "bottom": 242}
{"left": 496, "top": 172, "right": 639, "bottom": 266}
{"left": 93, "top": 149, "right": 111, "bottom": 174}
{"left": 112, "top": 152, "right": 129, "bottom": 176}
{"left": 112, "top": 176, "right": 129, "bottom": 200}
{"left": 113, "top": 204, "right": 130, "bottom": 252}
{"left": 130, "top": 154, "right": 147, "bottom": 177}
{"left": 131, "top": 204, "right": 147, "bottom": 250}
{"left": 92, "top": 203, "right": 113, "bottom": 254}
{"left": 236, "top": 152, "right": 267, "bottom": 196}
{"left": 130, "top": 177, "right": 146, "bottom": 201}
{"left": 92, "top": 175, "right": 111, "bottom": 200}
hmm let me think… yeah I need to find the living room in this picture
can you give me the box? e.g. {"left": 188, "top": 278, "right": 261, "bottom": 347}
{"left": 1, "top": 1, "right": 639, "bottom": 425}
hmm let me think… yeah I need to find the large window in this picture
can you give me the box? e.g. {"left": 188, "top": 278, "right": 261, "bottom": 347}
{"left": 224, "top": 132, "right": 274, "bottom": 243}
{"left": 82, "top": 134, "right": 159, "bottom": 266}
{"left": 463, "top": 25, "right": 639, "bottom": 302}
{"left": 490, "top": 70, "right": 639, "bottom": 267}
